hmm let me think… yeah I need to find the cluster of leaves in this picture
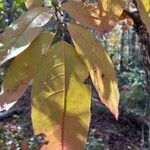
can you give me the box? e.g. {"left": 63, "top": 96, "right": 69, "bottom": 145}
{"left": 0, "top": 0, "right": 150, "bottom": 149}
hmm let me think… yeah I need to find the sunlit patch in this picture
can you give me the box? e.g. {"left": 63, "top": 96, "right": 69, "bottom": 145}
{"left": 7, "top": 44, "right": 30, "bottom": 59}
{"left": 3, "top": 101, "right": 17, "bottom": 111}
{"left": 0, "top": 101, "right": 17, "bottom": 111}
{"left": 24, "top": 62, "right": 28, "bottom": 67}
{"left": 0, "top": 84, "right": 4, "bottom": 95}
{"left": 77, "top": 133, "right": 85, "bottom": 143}
{"left": 30, "top": 13, "right": 51, "bottom": 28}
{"left": 9, "top": 23, "right": 18, "bottom": 30}
{"left": 0, "top": 43, "right": 4, "bottom": 48}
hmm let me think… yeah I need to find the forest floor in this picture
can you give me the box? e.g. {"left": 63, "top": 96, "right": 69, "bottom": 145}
{"left": 88, "top": 88, "right": 149, "bottom": 150}
{"left": 0, "top": 87, "right": 149, "bottom": 150}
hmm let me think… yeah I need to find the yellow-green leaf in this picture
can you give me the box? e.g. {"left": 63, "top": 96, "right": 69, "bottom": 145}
{"left": 68, "top": 23, "right": 119, "bottom": 119}
{"left": 138, "top": 0, "right": 150, "bottom": 33}
{"left": 0, "top": 2, "right": 4, "bottom": 9}
{"left": 0, "top": 32, "right": 54, "bottom": 110}
{"left": 0, "top": 7, "right": 53, "bottom": 65}
{"left": 31, "top": 41, "right": 91, "bottom": 150}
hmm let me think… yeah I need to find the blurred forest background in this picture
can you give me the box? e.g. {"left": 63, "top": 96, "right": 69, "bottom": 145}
{"left": 0, "top": 0, "right": 149, "bottom": 150}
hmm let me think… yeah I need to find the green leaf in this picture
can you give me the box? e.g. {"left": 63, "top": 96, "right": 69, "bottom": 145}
{"left": 0, "top": 2, "right": 4, "bottom": 9}
{"left": 15, "top": 0, "right": 24, "bottom": 4}
{"left": 31, "top": 41, "right": 91, "bottom": 150}
{"left": 0, "top": 32, "right": 54, "bottom": 110}
{"left": 0, "top": 7, "right": 53, "bottom": 65}
{"left": 67, "top": 23, "right": 119, "bottom": 119}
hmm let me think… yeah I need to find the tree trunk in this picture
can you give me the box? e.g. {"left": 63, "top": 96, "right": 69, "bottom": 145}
{"left": 124, "top": 2, "right": 150, "bottom": 147}
{"left": 120, "top": 26, "right": 126, "bottom": 72}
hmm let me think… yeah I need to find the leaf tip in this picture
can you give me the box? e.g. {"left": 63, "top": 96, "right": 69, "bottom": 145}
{"left": 108, "top": 96, "right": 119, "bottom": 120}
{"left": 107, "top": 104, "right": 119, "bottom": 120}
{"left": 112, "top": 108, "right": 119, "bottom": 120}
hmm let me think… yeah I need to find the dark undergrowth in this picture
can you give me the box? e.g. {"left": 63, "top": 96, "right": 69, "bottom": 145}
{"left": 0, "top": 87, "right": 149, "bottom": 150}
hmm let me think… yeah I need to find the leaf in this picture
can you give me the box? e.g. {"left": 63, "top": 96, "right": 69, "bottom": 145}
{"left": 15, "top": 0, "right": 24, "bottom": 4}
{"left": 62, "top": 0, "right": 122, "bottom": 34}
{"left": 138, "top": 0, "right": 150, "bottom": 33}
{"left": 25, "top": 0, "right": 44, "bottom": 9}
{"left": 24, "top": 0, "right": 52, "bottom": 8}
{"left": 0, "top": 32, "right": 54, "bottom": 110}
{"left": 0, "top": 2, "right": 4, "bottom": 9}
{"left": 67, "top": 23, "right": 119, "bottom": 119}
{"left": 62, "top": 1, "right": 102, "bottom": 32}
{"left": 62, "top": 0, "right": 125, "bottom": 33}
{"left": 97, "top": 0, "right": 126, "bottom": 33}
{"left": 31, "top": 41, "right": 91, "bottom": 150}
{"left": 44, "top": 0, "right": 52, "bottom": 7}
{"left": 0, "top": 7, "right": 53, "bottom": 66}
{"left": 98, "top": 0, "right": 125, "bottom": 17}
